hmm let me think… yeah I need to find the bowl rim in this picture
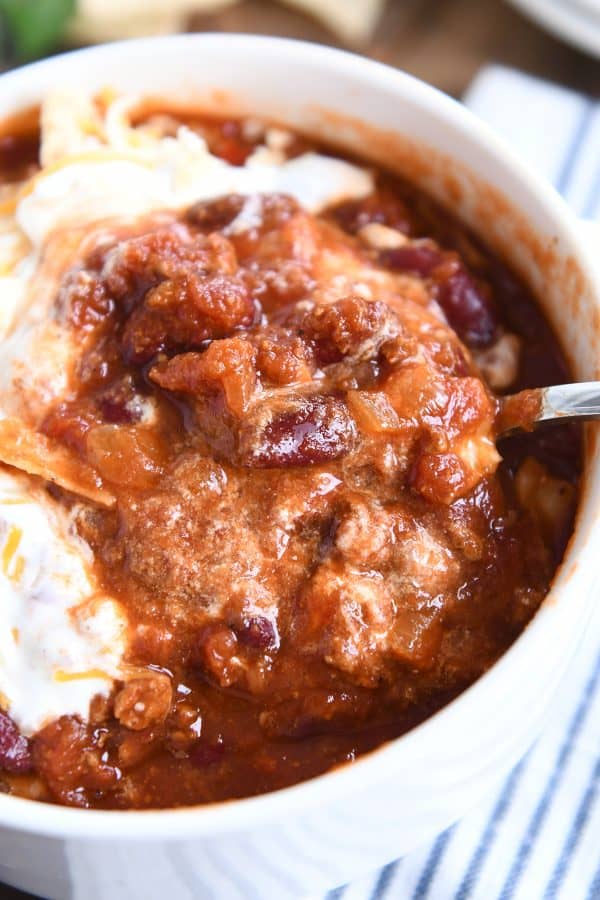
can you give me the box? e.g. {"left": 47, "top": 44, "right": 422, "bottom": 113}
{"left": 0, "top": 31, "right": 598, "bottom": 841}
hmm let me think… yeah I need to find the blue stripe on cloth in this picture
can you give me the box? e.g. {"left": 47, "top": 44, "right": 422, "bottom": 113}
{"left": 582, "top": 165, "right": 600, "bottom": 218}
{"left": 498, "top": 649, "right": 600, "bottom": 900}
{"left": 370, "top": 860, "right": 399, "bottom": 899}
{"left": 554, "top": 101, "right": 596, "bottom": 196}
{"left": 410, "top": 826, "right": 455, "bottom": 899}
{"left": 542, "top": 755, "right": 600, "bottom": 900}
{"left": 453, "top": 757, "right": 529, "bottom": 900}
{"left": 587, "top": 857, "right": 600, "bottom": 900}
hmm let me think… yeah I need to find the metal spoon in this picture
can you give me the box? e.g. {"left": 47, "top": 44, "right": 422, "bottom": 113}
{"left": 498, "top": 382, "right": 600, "bottom": 437}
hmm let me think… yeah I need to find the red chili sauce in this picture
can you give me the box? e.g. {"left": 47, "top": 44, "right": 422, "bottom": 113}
{"left": 0, "top": 112, "right": 580, "bottom": 809}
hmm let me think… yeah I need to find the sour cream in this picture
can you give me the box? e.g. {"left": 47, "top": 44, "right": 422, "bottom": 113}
{"left": 17, "top": 128, "right": 374, "bottom": 248}
{"left": 0, "top": 470, "right": 127, "bottom": 735}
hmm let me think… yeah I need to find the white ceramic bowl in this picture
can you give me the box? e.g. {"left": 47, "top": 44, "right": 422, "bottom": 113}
{"left": 0, "top": 35, "right": 598, "bottom": 900}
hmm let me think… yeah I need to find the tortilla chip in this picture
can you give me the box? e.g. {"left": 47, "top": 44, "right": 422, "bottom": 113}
{"left": 282, "top": 0, "right": 386, "bottom": 42}
{"left": 68, "top": 0, "right": 384, "bottom": 45}
{"left": 0, "top": 417, "right": 115, "bottom": 508}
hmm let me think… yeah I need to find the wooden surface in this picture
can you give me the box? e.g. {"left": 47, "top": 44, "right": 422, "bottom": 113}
{"left": 191, "top": 0, "right": 600, "bottom": 97}
{"left": 0, "top": 1, "right": 597, "bottom": 898}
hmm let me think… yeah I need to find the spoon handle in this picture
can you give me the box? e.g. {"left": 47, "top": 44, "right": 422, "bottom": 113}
{"left": 498, "top": 382, "right": 600, "bottom": 438}
{"left": 539, "top": 382, "right": 600, "bottom": 423}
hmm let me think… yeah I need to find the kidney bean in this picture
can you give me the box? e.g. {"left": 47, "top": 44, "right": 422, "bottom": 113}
{"left": 0, "top": 711, "right": 32, "bottom": 773}
{"left": 380, "top": 244, "right": 442, "bottom": 277}
{"left": 240, "top": 396, "right": 357, "bottom": 467}
{"left": 237, "top": 616, "right": 280, "bottom": 652}
{"left": 97, "top": 397, "right": 136, "bottom": 424}
{"left": 436, "top": 269, "right": 497, "bottom": 347}
{"left": 97, "top": 378, "right": 145, "bottom": 425}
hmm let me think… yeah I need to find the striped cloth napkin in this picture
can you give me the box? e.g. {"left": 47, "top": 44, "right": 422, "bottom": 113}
{"left": 317, "top": 65, "right": 600, "bottom": 900}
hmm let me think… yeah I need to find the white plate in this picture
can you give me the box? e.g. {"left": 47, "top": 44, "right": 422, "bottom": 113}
{"left": 570, "top": 0, "right": 600, "bottom": 15}
{"left": 507, "top": 0, "right": 600, "bottom": 57}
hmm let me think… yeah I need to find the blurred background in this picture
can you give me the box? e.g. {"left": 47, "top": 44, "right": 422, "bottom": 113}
{"left": 0, "top": 0, "right": 598, "bottom": 97}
